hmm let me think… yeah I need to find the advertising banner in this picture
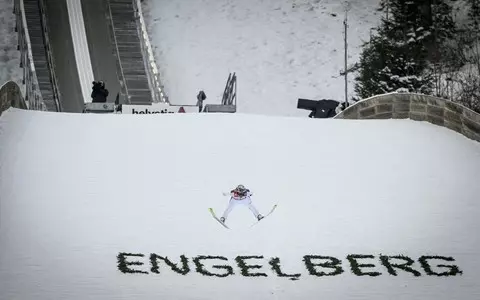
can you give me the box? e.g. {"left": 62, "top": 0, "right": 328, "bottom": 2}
{"left": 121, "top": 103, "right": 199, "bottom": 114}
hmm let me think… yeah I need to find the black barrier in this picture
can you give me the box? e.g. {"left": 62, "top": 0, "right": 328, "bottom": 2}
{"left": 297, "top": 98, "right": 342, "bottom": 118}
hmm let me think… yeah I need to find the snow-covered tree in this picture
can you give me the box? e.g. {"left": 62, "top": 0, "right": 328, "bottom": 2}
{"left": 354, "top": 32, "right": 433, "bottom": 99}
{"left": 354, "top": 0, "right": 455, "bottom": 99}
{"left": 466, "top": 0, "right": 480, "bottom": 33}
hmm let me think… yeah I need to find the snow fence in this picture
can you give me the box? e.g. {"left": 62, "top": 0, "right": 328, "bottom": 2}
{"left": 335, "top": 93, "right": 480, "bottom": 143}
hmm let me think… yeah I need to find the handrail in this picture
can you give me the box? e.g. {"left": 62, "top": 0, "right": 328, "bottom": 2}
{"left": 106, "top": 0, "right": 129, "bottom": 102}
{"left": 133, "top": 0, "right": 168, "bottom": 103}
{"left": 38, "top": 0, "right": 62, "bottom": 111}
{"left": 15, "top": 0, "right": 46, "bottom": 111}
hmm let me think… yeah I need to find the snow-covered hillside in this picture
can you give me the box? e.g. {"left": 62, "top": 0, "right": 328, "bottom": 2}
{"left": 0, "top": 0, "right": 23, "bottom": 87}
{"left": 1, "top": 108, "right": 479, "bottom": 299}
{"left": 143, "top": 0, "right": 382, "bottom": 116}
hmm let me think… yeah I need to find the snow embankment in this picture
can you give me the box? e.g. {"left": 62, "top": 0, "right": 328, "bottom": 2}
{"left": 0, "top": 108, "right": 479, "bottom": 299}
{"left": 143, "top": 0, "right": 382, "bottom": 116}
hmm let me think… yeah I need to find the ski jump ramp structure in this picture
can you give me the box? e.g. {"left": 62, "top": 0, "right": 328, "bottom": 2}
{"left": 10, "top": 0, "right": 238, "bottom": 115}
{"left": 12, "top": 0, "right": 168, "bottom": 113}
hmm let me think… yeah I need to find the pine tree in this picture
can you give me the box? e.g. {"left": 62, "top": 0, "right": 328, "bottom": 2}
{"left": 354, "top": 36, "right": 387, "bottom": 99}
{"left": 466, "top": 0, "right": 480, "bottom": 33}
{"left": 354, "top": 31, "right": 433, "bottom": 98}
{"left": 354, "top": 0, "right": 455, "bottom": 99}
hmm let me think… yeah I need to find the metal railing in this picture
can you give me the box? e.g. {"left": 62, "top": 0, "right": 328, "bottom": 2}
{"left": 222, "top": 72, "right": 237, "bottom": 106}
{"left": 133, "top": 0, "right": 168, "bottom": 103}
{"left": 13, "top": 0, "right": 47, "bottom": 111}
{"left": 106, "top": 0, "right": 129, "bottom": 102}
{"left": 38, "top": 0, "right": 62, "bottom": 111}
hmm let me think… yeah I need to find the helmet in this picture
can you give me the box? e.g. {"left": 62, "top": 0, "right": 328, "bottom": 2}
{"left": 236, "top": 184, "right": 245, "bottom": 190}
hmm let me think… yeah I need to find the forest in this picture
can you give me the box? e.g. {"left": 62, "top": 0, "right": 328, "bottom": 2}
{"left": 354, "top": 0, "right": 480, "bottom": 113}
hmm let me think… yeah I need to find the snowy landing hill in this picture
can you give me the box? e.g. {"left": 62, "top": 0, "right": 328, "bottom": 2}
{"left": 1, "top": 108, "right": 480, "bottom": 299}
{"left": 143, "top": 0, "right": 382, "bottom": 117}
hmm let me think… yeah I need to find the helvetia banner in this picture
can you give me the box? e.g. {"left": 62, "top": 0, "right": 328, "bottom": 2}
{"left": 121, "top": 103, "right": 199, "bottom": 114}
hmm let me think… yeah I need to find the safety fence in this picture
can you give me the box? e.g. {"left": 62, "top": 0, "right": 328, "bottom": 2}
{"left": 133, "top": 0, "right": 168, "bottom": 103}
{"left": 13, "top": 0, "right": 46, "bottom": 111}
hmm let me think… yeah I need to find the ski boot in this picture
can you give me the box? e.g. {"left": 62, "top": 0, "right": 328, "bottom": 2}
{"left": 257, "top": 214, "right": 264, "bottom": 221}
{"left": 220, "top": 217, "right": 226, "bottom": 223}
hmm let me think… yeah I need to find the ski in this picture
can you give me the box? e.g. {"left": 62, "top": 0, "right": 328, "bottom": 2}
{"left": 208, "top": 208, "right": 229, "bottom": 229}
{"left": 250, "top": 204, "right": 278, "bottom": 227}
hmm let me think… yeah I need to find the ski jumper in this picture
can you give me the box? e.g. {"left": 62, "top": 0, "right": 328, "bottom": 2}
{"left": 221, "top": 190, "right": 260, "bottom": 220}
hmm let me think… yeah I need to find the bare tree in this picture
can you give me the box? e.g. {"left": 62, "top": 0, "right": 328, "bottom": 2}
{"left": 430, "top": 19, "right": 480, "bottom": 112}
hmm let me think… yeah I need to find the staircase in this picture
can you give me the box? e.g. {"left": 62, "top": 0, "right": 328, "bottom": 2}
{"left": 107, "top": 0, "right": 152, "bottom": 105}
{"left": 22, "top": 0, "right": 56, "bottom": 111}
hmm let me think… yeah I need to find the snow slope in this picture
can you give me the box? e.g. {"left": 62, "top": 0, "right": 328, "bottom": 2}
{"left": 143, "top": 0, "right": 381, "bottom": 116}
{"left": 0, "top": 0, "right": 23, "bottom": 87}
{"left": 1, "top": 108, "right": 480, "bottom": 299}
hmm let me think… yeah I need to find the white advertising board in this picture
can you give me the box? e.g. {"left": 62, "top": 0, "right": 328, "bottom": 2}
{"left": 121, "top": 103, "right": 199, "bottom": 114}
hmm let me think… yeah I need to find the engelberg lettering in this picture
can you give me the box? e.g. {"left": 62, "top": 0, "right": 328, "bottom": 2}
{"left": 303, "top": 255, "right": 344, "bottom": 277}
{"left": 117, "top": 252, "right": 149, "bottom": 274}
{"left": 418, "top": 255, "right": 463, "bottom": 276}
{"left": 150, "top": 254, "right": 190, "bottom": 275}
{"left": 269, "top": 257, "right": 301, "bottom": 280}
{"left": 346, "top": 254, "right": 382, "bottom": 276}
{"left": 380, "top": 255, "right": 422, "bottom": 277}
{"left": 235, "top": 255, "right": 268, "bottom": 277}
{"left": 117, "top": 252, "right": 463, "bottom": 280}
{"left": 193, "top": 255, "right": 234, "bottom": 277}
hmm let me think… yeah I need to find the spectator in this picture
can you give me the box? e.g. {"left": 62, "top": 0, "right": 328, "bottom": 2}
{"left": 91, "top": 81, "right": 109, "bottom": 103}
{"left": 197, "top": 90, "right": 206, "bottom": 112}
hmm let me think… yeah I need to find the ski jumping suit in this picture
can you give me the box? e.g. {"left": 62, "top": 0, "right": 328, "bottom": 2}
{"left": 221, "top": 190, "right": 260, "bottom": 220}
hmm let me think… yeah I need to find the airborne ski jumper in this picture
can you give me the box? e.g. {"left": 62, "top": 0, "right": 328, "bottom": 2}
{"left": 220, "top": 185, "right": 264, "bottom": 224}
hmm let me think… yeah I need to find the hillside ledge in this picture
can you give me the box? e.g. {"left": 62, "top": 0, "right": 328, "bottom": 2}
{"left": 335, "top": 93, "right": 480, "bottom": 143}
{"left": 0, "top": 81, "right": 27, "bottom": 116}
